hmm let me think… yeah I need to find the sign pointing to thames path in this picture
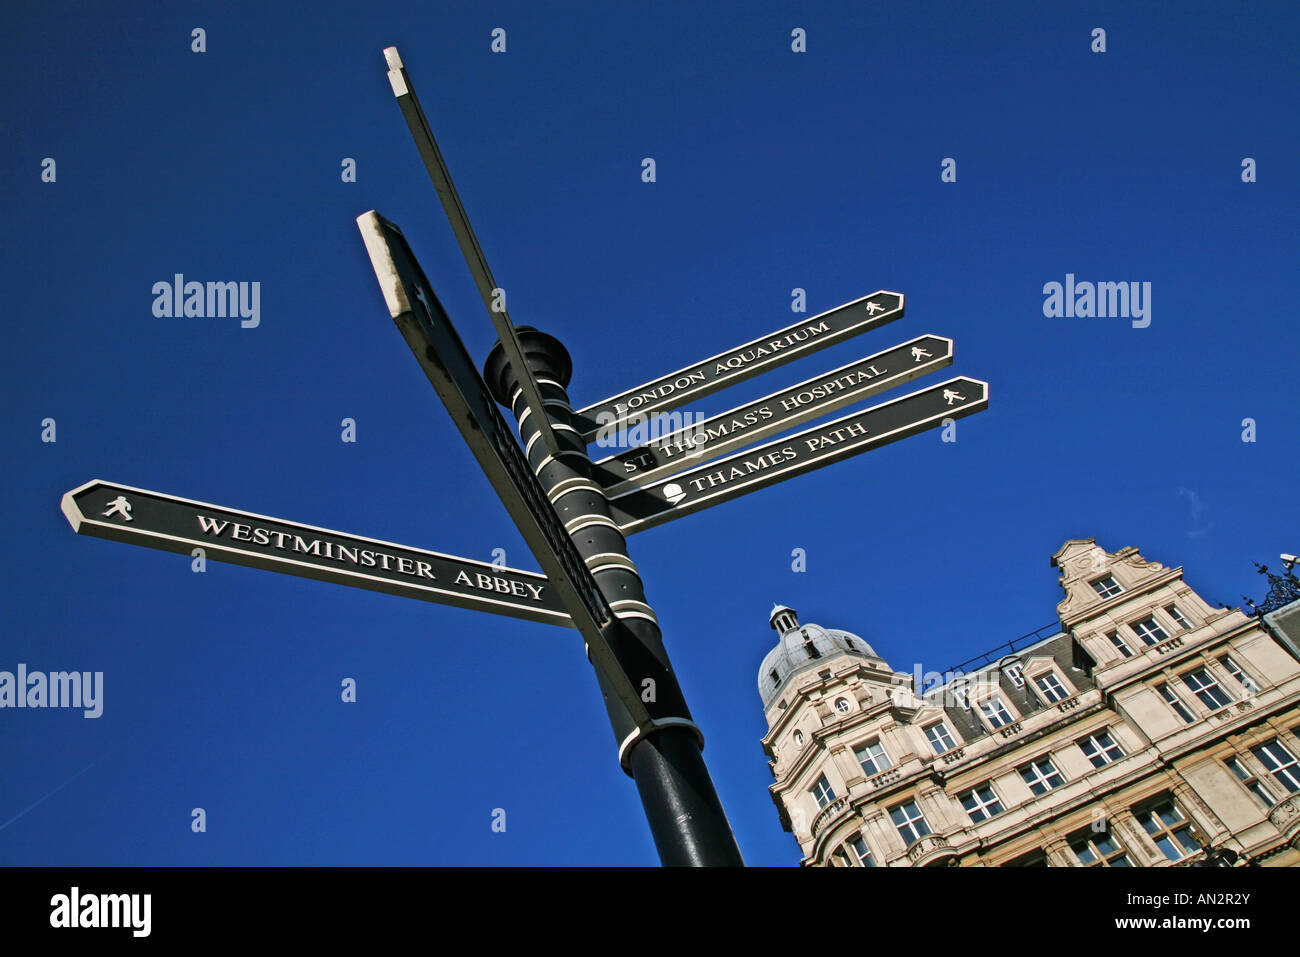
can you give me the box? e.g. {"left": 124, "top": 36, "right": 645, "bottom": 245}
{"left": 591, "top": 335, "right": 954, "bottom": 495}
{"left": 61, "top": 480, "right": 573, "bottom": 626}
{"left": 607, "top": 376, "right": 989, "bottom": 535}
{"left": 573, "top": 291, "right": 904, "bottom": 441}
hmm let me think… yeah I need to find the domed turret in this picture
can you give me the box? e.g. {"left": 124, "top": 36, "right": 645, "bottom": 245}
{"left": 758, "top": 604, "right": 882, "bottom": 706}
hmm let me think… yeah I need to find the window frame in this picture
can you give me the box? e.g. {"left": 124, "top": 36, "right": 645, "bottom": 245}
{"left": 1108, "top": 631, "right": 1133, "bottom": 658}
{"left": 889, "top": 799, "right": 932, "bottom": 847}
{"left": 1165, "top": 604, "right": 1192, "bottom": 630}
{"left": 1131, "top": 615, "right": 1169, "bottom": 647}
{"left": 1217, "top": 654, "right": 1259, "bottom": 696}
{"left": 1069, "top": 827, "right": 1132, "bottom": 867}
{"left": 978, "top": 694, "right": 1015, "bottom": 730}
{"left": 1253, "top": 739, "right": 1300, "bottom": 794}
{"left": 1182, "top": 666, "right": 1234, "bottom": 711}
{"left": 1091, "top": 575, "right": 1123, "bottom": 599}
{"left": 1078, "top": 729, "right": 1126, "bottom": 768}
{"left": 1157, "top": 681, "right": 1196, "bottom": 723}
{"left": 810, "top": 773, "right": 836, "bottom": 809}
{"left": 1033, "top": 671, "right": 1070, "bottom": 704}
{"left": 1135, "top": 798, "right": 1203, "bottom": 862}
{"left": 1020, "top": 756, "right": 1067, "bottom": 795}
{"left": 846, "top": 834, "right": 875, "bottom": 867}
{"left": 924, "top": 720, "right": 957, "bottom": 755}
{"left": 959, "top": 783, "right": 1005, "bottom": 823}
{"left": 854, "top": 738, "right": 893, "bottom": 776}
{"left": 1226, "top": 755, "right": 1276, "bottom": 809}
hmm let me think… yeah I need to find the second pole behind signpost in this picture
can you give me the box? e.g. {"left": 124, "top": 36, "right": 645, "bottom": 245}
{"left": 485, "top": 329, "right": 744, "bottom": 867}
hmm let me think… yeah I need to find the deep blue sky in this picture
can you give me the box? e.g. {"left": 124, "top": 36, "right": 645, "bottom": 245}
{"left": 1, "top": 1, "right": 1296, "bottom": 866}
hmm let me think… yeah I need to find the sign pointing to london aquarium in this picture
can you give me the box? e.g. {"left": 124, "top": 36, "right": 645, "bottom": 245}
{"left": 591, "top": 335, "right": 953, "bottom": 495}
{"left": 61, "top": 480, "right": 573, "bottom": 626}
{"left": 607, "top": 377, "right": 989, "bottom": 535}
{"left": 573, "top": 291, "right": 904, "bottom": 441}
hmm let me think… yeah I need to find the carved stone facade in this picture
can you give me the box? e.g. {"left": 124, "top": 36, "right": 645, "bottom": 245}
{"left": 759, "top": 539, "right": 1300, "bottom": 866}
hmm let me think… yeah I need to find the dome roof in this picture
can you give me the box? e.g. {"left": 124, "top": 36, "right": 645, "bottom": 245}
{"left": 758, "top": 610, "right": 881, "bottom": 706}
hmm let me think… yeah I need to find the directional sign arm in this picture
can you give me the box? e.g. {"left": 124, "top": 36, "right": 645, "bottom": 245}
{"left": 575, "top": 291, "right": 905, "bottom": 441}
{"left": 606, "top": 376, "right": 989, "bottom": 535}
{"left": 590, "top": 335, "right": 954, "bottom": 494}
{"left": 61, "top": 480, "right": 573, "bottom": 627}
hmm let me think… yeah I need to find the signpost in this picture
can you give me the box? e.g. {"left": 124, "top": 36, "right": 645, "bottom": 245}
{"left": 573, "top": 291, "right": 905, "bottom": 441}
{"left": 59, "top": 45, "right": 992, "bottom": 868}
{"left": 61, "top": 480, "right": 571, "bottom": 627}
{"left": 606, "top": 377, "right": 989, "bottom": 536}
{"left": 591, "top": 335, "right": 954, "bottom": 494}
{"left": 360, "top": 209, "right": 743, "bottom": 864}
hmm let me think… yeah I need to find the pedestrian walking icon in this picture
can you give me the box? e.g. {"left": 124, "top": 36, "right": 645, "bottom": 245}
{"left": 102, "top": 495, "right": 133, "bottom": 522}
{"left": 865, "top": 301, "right": 886, "bottom": 315}
{"left": 911, "top": 346, "right": 932, "bottom": 362}
{"left": 943, "top": 388, "right": 966, "bottom": 406}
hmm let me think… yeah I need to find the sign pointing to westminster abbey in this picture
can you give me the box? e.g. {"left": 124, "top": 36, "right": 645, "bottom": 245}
{"left": 62, "top": 480, "right": 571, "bottom": 626}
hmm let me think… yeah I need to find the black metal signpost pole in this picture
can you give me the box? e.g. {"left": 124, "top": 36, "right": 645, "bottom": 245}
{"left": 485, "top": 329, "right": 744, "bottom": 867}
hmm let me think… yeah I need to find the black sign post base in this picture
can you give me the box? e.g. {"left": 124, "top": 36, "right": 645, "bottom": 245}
{"left": 485, "top": 329, "right": 744, "bottom": 866}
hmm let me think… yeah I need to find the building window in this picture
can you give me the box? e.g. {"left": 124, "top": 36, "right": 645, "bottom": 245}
{"left": 1070, "top": 829, "right": 1131, "bottom": 867}
{"left": 1092, "top": 575, "right": 1123, "bottom": 599}
{"left": 1217, "top": 655, "right": 1259, "bottom": 695}
{"left": 792, "top": 730, "right": 805, "bottom": 749}
{"left": 1131, "top": 616, "right": 1168, "bottom": 646}
{"left": 846, "top": 835, "right": 875, "bottom": 866}
{"left": 769, "top": 669, "right": 780, "bottom": 686}
{"left": 1182, "top": 667, "right": 1233, "bottom": 710}
{"left": 1253, "top": 740, "right": 1300, "bottom": 794}
{"left": 804, "top": 641, "right": 821, "bottom": 660}
{"left": 1002, "top": 662, "right": 1025, "bottom": 688}
{"left": 959, "top": 784, "right": 1005, "bottom": 823}
{"left": 1078, "top": 730, "right": 1125, "bottom": 767}
{"left": 1034, "top": 673, "right": 1069, "bottom": 703}
{"left": 1020, "top": 756, "right": 1066, "bottom": 795}
{"left": 855, "top": 739, "right": 892, "bottom": 775}
{"left": 925, "top": 721, "right": 957, "bottom": 755}
{"left": 1165, "top": 604, "right": 1192, "bottom": 630}
{"left": 811, "top": 774, "right": 836, "bottom": 809}
{"left": 1226, "top": 756, "right": 1275, "bottom": 809}
{"left": 1108, "top": 631, "right": 1133, "bottom": 658}
{"left": 889, "top": 799, "right": 932, "bottom": 846}
{"left": 1003, "top": 850, "right": 1048, "bottom": 866}
{"left": 1157, "top": 682, "right": 1195, "bottom": 723}
{"left": 834, "top": 697, "right": 852, "bottom": 714}
{"left": 1136, "top": 799, "right": 1203, "bottom": 862}
{"left": 953, "top": 686, "right": 971, "bottom": 709}
{"left": 979, "top": 695, "right": 1014, "bottom": 730}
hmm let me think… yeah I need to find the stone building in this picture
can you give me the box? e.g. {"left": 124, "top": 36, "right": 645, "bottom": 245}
{"left": 758, "top": 538, "right": 1300, "bottom": 866}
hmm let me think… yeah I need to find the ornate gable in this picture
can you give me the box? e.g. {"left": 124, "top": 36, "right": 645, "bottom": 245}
{"left": 1050, "top": 538, "right": 1165, "bottom": 621}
